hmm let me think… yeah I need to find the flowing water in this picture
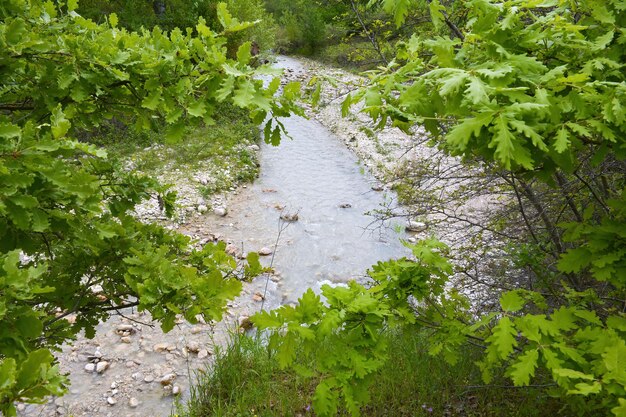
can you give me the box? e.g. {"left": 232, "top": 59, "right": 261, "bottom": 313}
{"left": 198, "top": 56, "right": 411, "bottom": 306}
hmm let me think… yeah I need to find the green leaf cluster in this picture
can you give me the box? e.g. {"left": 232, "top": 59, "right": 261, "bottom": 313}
{"left": 318, "top": 0, "right": 626, "bottom": 415}
{"left": 0, "top": 0, "right": 298, "bottom": 412}
{"left": 252, "top": 239, "right": 455, "bottom": 416}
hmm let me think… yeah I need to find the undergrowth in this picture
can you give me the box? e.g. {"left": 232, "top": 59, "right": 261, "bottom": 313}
{"left": 176, "top": 327, "right": 568, "bottom": 417}
{"left": 85, "top": 104, "right": 260, "bottom": 194}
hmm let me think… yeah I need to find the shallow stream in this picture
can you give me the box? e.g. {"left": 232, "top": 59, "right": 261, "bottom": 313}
{"left": 198, "top": 56, "right": 411, "bottom": 307}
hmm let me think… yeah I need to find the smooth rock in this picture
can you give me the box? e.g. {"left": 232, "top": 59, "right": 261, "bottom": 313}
{"left": 116, "top": 324, "right": 135, "bottom": 334}
{"left": 197, "top": 349, "right": 209, "bottom": 359}
{"left": 129, "top": 397, "right": 140, "bottom": 408}
{"left": 252, "top": 292, "right": 264, "bottom": 302}
{"left": 160, "top": 373, "right": 176, "bottom": 386}
{"left": 143, "top": 375, "right": 154, "bottom": 383}
{"left": 84, "top": 363, "right": 96, "bottom": 372}
{"left": 405, "top": 220, "right": 427, "bottom": 232}
{"left": 96, "top": 361, "right": 109, "bottom": 373}
{"left": 153, "top": 343, "right": 168, "bottom": 353}
{"left": 371, "top": 184, "right": 384, "bottom": 191}
{"left": 225, "top": 244, "right": 238, "bottom": 257}
{"left": 197, "top": 205, "right": 208, "bottom": 213}
{"left": 186, "top": 341, "right": 200, "bottom": 353}
{"left": 90, "top": 285, "right": 104, "bottom": 294}
{"left": 172, "top": 385, "right": 181, "bottom": 395}
{"left": 213, "top": 207, "right": 228, "bottom": 217}
{"left": 106, "top": 397, "right": 116, "bottom": 406}
{"left": 120, "top": 336, "right": 131, "bottom": 344}
{"left": 258, "top": 247, "right": 272, "bottom": 256}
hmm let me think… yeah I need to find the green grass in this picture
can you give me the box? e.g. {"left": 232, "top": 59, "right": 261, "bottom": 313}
{"left": 177, "top": 334, "right": 317, "bottom": 417}
{"left": 177, "top": 328, "right": 571, "bottom": 417}
{"left": 85, "top": 105, "right": 260, "bottom": 194}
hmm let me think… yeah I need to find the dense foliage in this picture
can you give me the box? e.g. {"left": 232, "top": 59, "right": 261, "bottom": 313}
{"left": 0, "top": 0, "right": 300, "bottom": 414}
{"left": 78, "top": 0, "right": 277, "bottom": 57}
{"left": 255, "top": 0, "right": 626, "bottom": 416}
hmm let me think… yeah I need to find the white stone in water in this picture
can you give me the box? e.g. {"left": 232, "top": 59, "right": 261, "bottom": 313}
{"left": 84, "top": 363, "right": 96, "bottom": 372}
{"left": 258, "top": 247, "right": 272, "bottom": 256}
{"left": 405, "top": 220, "right": 427, "bottom": 233}
{"left": 160, "top": 373, "right": 176, "bottom": 386}
{"left": 106, "top": 397, "right": 116, "bottom": 406}
{"left": 143, "top": 375, "right": 154, "bottom": 383}
{"left": 197, "top": 349, "right": 209, "bottom": 359}
{"left": 129, "top": 397, "right": 140, "bottom": 408}
{"left": 172, "top": 385, "right": 181, "bottom": 395}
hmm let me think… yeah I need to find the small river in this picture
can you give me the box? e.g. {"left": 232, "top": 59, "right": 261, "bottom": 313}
{"left": 201, "top": 56, "right": 411, "bottom": 307}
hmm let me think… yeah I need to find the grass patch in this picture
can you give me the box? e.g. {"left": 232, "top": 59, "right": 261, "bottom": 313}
{"left": 177, "top": 334, "right": 317, "bottom": 417}
{"left": 177, "top": 327, "right": 569, "bottom": 417}
{"left": 85, "top": 105, "right": 260, "bottom": 194}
